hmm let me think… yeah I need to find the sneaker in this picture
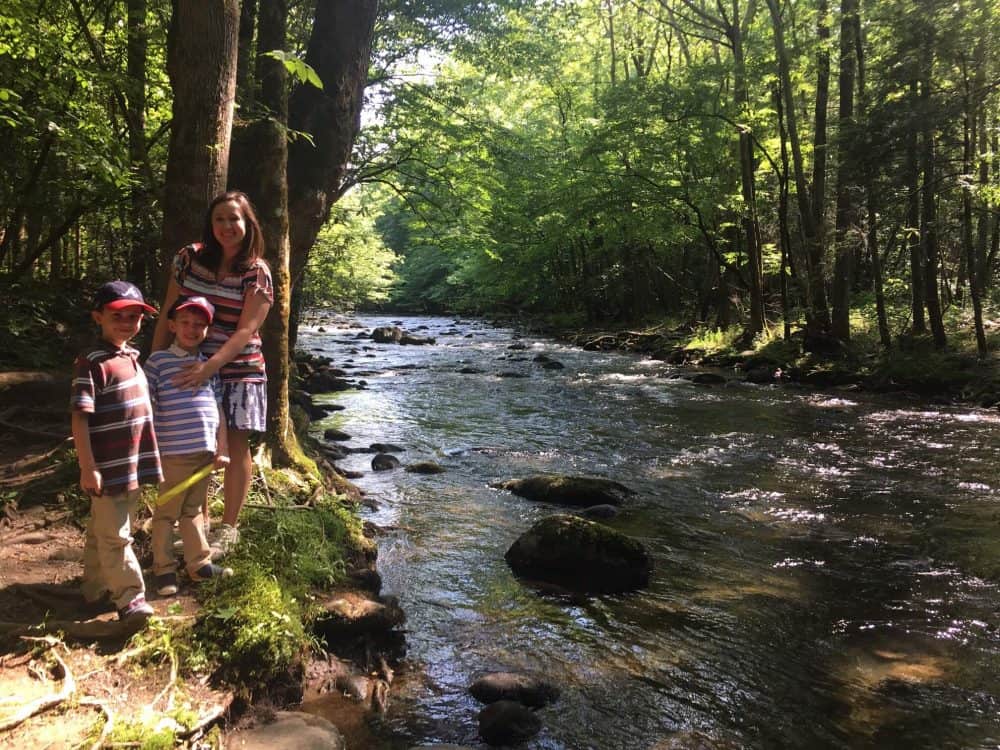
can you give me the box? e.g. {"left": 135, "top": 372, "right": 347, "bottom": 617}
{"left": 155, "top": 572, "right": 179, "bottom": 597}
{"left": 118, "top": 594, "right": 154, "bottom": 622}
{"left": 191, "top": 563, "right": 234, "bottom": 582}
{"left": 210, "top": 524, "right": 239, "bottom": 560}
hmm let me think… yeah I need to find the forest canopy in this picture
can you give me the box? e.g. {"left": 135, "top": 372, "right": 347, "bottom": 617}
{"left": 2, "top": 0, "right": 999, "bottom": 357}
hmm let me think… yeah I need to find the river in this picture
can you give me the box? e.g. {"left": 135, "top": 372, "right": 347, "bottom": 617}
{"left": 297, "top": 313, "right": 1000, "bottom": 750}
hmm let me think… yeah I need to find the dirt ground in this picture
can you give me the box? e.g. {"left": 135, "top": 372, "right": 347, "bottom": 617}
{"left": 0, "top": 383, "right": 233, "bottom": 748}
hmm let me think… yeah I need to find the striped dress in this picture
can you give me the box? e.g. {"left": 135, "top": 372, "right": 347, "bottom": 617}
{"left": 173, "top": 243, "right": 274, "bottom": 383}
{"left": 70, "top": 341, "right": 162, "bottom": 491}
{"left": 145, "top": 345, "right": 222, "bottom": 456}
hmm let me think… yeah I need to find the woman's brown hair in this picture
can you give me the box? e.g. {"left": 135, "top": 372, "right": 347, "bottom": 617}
{"left": 199, "top": 191, "right": 266, "bottom": 272}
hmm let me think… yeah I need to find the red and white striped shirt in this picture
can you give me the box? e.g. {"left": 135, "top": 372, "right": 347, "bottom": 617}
{"left": 173, "top": 244, "right": 274, "bottom": 384}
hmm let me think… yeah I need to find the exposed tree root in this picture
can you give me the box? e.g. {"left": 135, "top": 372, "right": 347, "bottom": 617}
{"left": 177, "top": 693, "right": 233, "bottom": 741}
{"left": 79, "top": 697, "right": 114, "bottom": 750}
{"left": 0, "top": 648, "right": 74, "bottom": 731}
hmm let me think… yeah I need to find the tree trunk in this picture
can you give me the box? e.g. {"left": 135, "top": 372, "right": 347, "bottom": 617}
{"left": 287, "top": 0, "right": 379, "bottom": 291}
{"left": 830, "top": 0, "right": 857, "bottom": 343}
{"left": 229, "top": 0, "right": 301, "bottom": 467}
{"left": 906, "top": 78, "right": 926, "bottom": 334}
{"left": 159, "top": 0, "right": 240, "bottom": 285}
{"left": 766, "top": 0, "right": 830, "bottom": 335}
{"left": 919, "top": 60, "right": 946, "bottom": 349}
{"left": 127, "top": 0, "right": 153, "bottom": 288}
{"left": 962, "top": 54, "right": 987, "bottom": 356}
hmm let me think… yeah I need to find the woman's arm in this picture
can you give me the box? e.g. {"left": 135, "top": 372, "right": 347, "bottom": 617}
{"left": 151, "top": 277, "right": 182, "bottom": 352}
{"left": 175, "top": 290, "right": 271, "bottom": 388}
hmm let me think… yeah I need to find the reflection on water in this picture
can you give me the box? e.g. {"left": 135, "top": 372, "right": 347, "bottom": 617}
{"left": 300, "top": 315, "right": 1000, "bottom": 749}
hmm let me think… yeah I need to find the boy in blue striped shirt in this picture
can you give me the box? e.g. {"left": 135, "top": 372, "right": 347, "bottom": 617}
{"left": 145, "top": 296, "right": 233, "bottom": 595}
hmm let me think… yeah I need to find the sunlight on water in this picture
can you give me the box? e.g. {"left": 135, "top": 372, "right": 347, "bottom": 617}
{"left": 298, "top": 314, "right": 1000, "bottom": 750}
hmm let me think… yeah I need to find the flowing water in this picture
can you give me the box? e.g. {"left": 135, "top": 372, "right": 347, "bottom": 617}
{"left": 298, "top": 314, "right": 1000, "bottom": 749}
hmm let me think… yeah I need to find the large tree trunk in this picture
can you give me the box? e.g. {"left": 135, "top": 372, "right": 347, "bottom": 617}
{"left": 159, "top": 0, "right": 240, "bottom": 285}
{"left": 287, "top": 0, "right": 379, "bottom": 288}
{"left": 830, "top": 0, "right": 858, "bottom": 343}
{"left": 229, "top": 0, "right": 301, "bottom": 467}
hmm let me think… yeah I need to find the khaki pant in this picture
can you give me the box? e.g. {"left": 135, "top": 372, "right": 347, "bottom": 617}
{"left": 152, "top": 452, "right": 213, "bottom": 577}
{"left": 81, "top": 489, "right": 145, "bottom": 610}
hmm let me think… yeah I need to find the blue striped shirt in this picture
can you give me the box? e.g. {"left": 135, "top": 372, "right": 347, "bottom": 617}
{"left": 145, "top": 345, "right": 222, "bottom": 456}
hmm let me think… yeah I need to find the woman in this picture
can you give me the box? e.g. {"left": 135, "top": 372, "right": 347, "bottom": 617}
{"left": 152, "top": 191, "right": 272, "bottom": 556}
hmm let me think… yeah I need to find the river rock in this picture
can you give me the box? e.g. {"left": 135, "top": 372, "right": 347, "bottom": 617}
{"left": 478, "top": 700, "right": 542, "bottom": 745}
{"left": 541, "top": 360, "right": 565, "bottom": 370}
{"left": 372, "top": 326, "right": 403, "bottom": 343}
{"left": 370, "top": 442, "right": 404, "bottom": 453}
{"left": 505, "top": 514, "right": 652, "bottom": 593}
{"left": 315, "top": 592, "right": 406, "bottom": 639}
{"left": 580, "top": 504, "right": 619, "bottom": 520}
{"left": 405, "top": 461, "right": 446, "bottom": 474}
{"left": 493, "top": 475, "right": 635, "bottom": 507}
{"left": 372, "top": 453, "right": 401, "bottom": 471}
{"left": 400, "top": 333, "right": 436, "bottom": 345}
{"left": 303, "top": 370, "right": 353, "bottom": 394}
{"left": 689, "top": 372, "right": 727, "bottom": 385}
{"left": 323, "top": 427, "right": 351, "bottom": 441}
{"left": 320, "top": 444, "right": 349, "bottom": 461}
{"left": 225, "top": 711, "right": 345, "bottom": 750}
{"left": 469, "top": 671, "right": 560, "bottom": 708}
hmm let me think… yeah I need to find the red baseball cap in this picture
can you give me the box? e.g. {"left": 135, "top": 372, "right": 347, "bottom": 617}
{"left": 168, "top": 295, "right": 215, "bottom": 323}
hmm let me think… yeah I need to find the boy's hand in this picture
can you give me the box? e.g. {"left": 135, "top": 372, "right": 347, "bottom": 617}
{"left": 80, "top": 468, "right": 102, "bottom": 496}
{"left": 213, "top": 454, "right": 231, "bottom": 470}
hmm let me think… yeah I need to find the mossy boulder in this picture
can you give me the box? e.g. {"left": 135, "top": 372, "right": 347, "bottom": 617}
{"left": 505, "top": 514, "right": 652, "bottom": 593}
{"left": 493, "top": 475, "right": 635, "bottom": 507}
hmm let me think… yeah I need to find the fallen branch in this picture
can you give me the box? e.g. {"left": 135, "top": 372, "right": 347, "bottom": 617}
{"left": 0, "top": 437, "right": 72, "bottom": 476}
{"left": 0, "top": 617, "right": 146, "bottom": 642}
{"left": 0, "top": 417, "right": 67, "bottom": 440}
{"left": 0, "top": 650, "right": 75, "bottom": 731}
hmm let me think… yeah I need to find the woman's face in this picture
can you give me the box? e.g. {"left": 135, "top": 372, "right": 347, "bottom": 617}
{"left": 212, "top": 199, "right": 247, "bottom": 257}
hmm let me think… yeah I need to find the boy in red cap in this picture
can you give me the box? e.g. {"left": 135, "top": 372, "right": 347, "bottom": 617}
{"left": 71, "top": 280, "right": 162, "bottom": 622}
{"left": 144, "top": 295, "right": 233, "bottom": 596}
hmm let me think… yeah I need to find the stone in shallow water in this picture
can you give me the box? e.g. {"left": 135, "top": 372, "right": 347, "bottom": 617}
{"left": 493, "top": 474, "right": 635, "bottom": 507}
{"left": 226, "top": 711, "right": 345, "bottom": 750}
{"left": 478, "top": 700, "right": 542, "bottom": 745}
{"left": 469, "top": 671, "right": 560, "bottom": 708}
{"left": 505, "top": 513, "right": 652, "bottom": 593}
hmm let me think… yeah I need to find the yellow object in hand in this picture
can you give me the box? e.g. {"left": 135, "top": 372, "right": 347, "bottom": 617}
{"left": 156, "top": 463, "right": 216, "bottom": 506}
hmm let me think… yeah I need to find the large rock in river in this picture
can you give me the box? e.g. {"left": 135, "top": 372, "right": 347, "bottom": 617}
{"left": 493, "top": 475, "right": 635, "bottom": 507}
{"left": 505, "top": 514, "right": 651, "bottom": 593}
{"left": 470, "top": 671, "right": 560, "bottom": 708}
{"left": 225, "top": 711, "right": 345, "bottom": 749}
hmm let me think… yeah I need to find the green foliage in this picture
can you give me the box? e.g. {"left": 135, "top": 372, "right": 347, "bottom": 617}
{"left": 104, "top": 723, "right": 175, "bottom": 750}
{"left": 686, "top": 326, "right": 742, "bottom": 352}
{"left": 194, "top": 562, "right": 310, "bottom": 685}
{"left": 300, "top": 188, "right": 399, "bottom": 310}
{"left": 227, "top": 501, "right": 355, "bottom": 591}
{"left": 263, "top": 50, "right": 323, "bottom": 89}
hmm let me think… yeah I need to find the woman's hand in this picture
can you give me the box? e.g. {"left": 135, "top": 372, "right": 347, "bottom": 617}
{"left": 173, "top": 359, "right": 217, "bottom": 390}
{"left": 213, "top": 453, "right": 231, "bottom": 470}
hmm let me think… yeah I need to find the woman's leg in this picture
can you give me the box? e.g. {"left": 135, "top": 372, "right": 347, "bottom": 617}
{"left": 222, "top": 429, "right": 252, "bottom": 527}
